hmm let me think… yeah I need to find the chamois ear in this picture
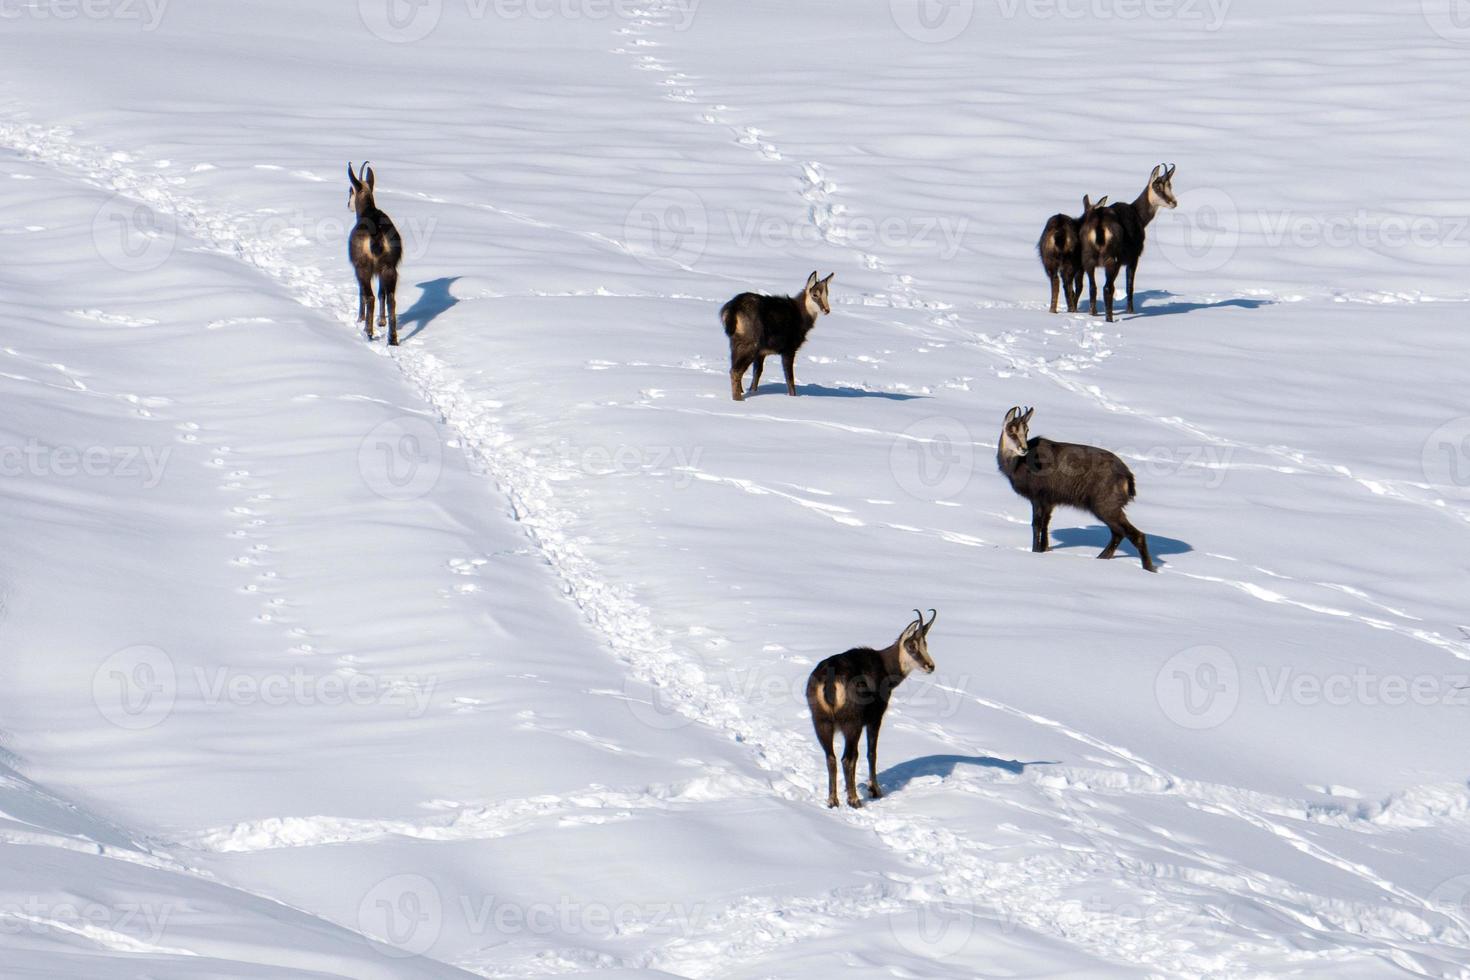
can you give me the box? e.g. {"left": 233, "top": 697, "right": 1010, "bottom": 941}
{"left": 364, "top": 162, "right": 375, "bottom": 190}
{"left": 821, "top": 273, "right": 834, "bottom": 286}
{"left": 1149, "top": 164, "right": 1163, "bottom": 182}
{"left": 806, "top": 270, "right": 820, "bottom": 291}
{"left": 1164, "top": 163, "right": 1176, "bottom": 180}
{"left": 1004, "top": 406, "right": 1021, "bottom": 424}
{"left": 347, "top": 162, "right": 362, "bottom": 190}
{"left": 1095, "top": 195, "right": 1108, "bottom": 208}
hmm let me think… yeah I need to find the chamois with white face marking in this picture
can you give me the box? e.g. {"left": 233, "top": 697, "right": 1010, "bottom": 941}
{"left": 720, "top": 271, "right": 834, "bottom": 401}
{"left": 1038, "top": 194, "right": 1107, "bottom": 314}
{"left": 1081, "top": 163, "right": 1178, "bottom": 322}
{"left": 997, "top": 406, "right": 1155, "bottom": 571}
{"left": 347, "top": 161, "right": 405, "bottom": 346}
{"left": 806, "top": 609, "right": 937, "bottom": 809}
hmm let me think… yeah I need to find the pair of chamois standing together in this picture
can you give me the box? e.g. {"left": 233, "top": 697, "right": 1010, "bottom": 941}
{"left": 344, "top": 161, "right": 1165, "bottom": 810}
{"left": 723, "top": 167, "right": 1174, "bottom": 808}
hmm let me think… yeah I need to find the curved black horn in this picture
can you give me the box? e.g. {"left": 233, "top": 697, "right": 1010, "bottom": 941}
{"left": 925, "top": 608, "right": 937, "bottom": 629}
{"left": 911, "top": 608, "right": 924, "bottom": 629}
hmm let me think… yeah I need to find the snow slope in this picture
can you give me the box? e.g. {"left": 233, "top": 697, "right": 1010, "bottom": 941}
{"left": 2, "top": 0, "right": 1469, "bottom": 976}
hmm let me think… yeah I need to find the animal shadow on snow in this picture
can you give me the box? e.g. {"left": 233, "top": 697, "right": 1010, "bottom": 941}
{"left": 748, "top": 382, "right": 924, "bottom": 401}
{"left": 1128, "top": 290, "right": 1273, "bottom": 317}
{"left": 397, "top": 276, "right": 461, "bottom": 341}
{"left": 878, "top": 754, "right": 1050, "bottom": 794}
{"left": 1051, "top": 525, "right": 1193, "bottom": 564}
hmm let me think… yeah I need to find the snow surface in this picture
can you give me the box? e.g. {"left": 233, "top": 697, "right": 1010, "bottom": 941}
{"left": 2, "top": 0, "right": 1469, "bottom": 976}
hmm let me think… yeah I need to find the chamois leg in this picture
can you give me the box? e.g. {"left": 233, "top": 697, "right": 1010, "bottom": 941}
{"left": 1098, "top": 520, "right": 1126, "bottom": 560}
{"left": 1087, "top": 268, "right": 1099, "bottom": 316}
{"left": 1122, "top": 517, "right": 1155, "bottom": 572}
{"left": 1031, "top": 500, "right": 1053, "bottom": 553}
{"left": 729, "top": 348, "right": 754, "bottom": 401}
{"left": 361, "top": 275, "right": 376, "bottom": 341}
{"left": 381, "top": 268, "right": 400, "bottom": 347}
{"left": 1103, "top": 263, "right": 1120, "bottom": 323}
{"left": 1125, "top": 262, "right": 1137, "bottom": 314}
{"left": 865, "top": 720, "right": 883, "bottom": 799}
{"left": 841, "top": 724, "right": 862, "bottom": 808}
{"left": 781, "top": 352, "right": 798, "bottom": 396}
{"left": 1047, "top": 270, "right": 1061, "bottom": 314}
{"left": 815, "top": 719, "right": 839, "bottom": 808}
{"left": 749, "top": 355, "right": 765, "bottom": 394}
{"left": 1065, "top": 270, "right": 1082, "bottom": 313}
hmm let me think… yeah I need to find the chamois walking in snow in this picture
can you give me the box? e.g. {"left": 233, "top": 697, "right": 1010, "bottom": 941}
{"left": 720, "top": 271, "right": 834, "bottom": 401}
{"left": 806, "top": 609, "right": 936, "bottom": 809}
{"left": 1081, "top": 164, "right": 1178, "bottom": 322}
{"left": 347, "top": 161, "right": 404, "bottom": 346}
{"left": 1038, "top": 194, "right": 1107, "bottom": 313}
{"left": 997, "top": 406, "right": 1155, "bottom": 572}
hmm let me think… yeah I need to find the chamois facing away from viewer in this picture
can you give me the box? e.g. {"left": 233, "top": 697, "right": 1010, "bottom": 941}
{"left": 997, "top": 406, "right": 1155, "bottom": 572}
{"left": 806, "top": 609, "right": 936, "bottom": 809}
{"left": 347, "top": 162, "right": 404, "bottom": 346}
{"left": 1081, "top": 164, "right": 1178, "bottom": 322}
{"left": 1038, "top": 194, "right": 1107, "bottom": 313}
{"left": 721, "top": 271, "right": 834, "bottom": 401}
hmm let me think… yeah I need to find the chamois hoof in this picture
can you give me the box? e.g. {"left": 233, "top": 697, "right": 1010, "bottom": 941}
{"left": 869, "top": 787, "right": 884, "bottom": 800}
{"left": 847, "top": 798, "right": 863, "bottom": 809}
{"left": 827, "top": 798, "right": 840, "bottom": 809}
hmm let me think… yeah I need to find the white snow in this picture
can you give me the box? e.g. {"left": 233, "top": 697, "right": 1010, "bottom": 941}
{"left": 2, "top": 1, "right": 1469, "bottom": 977}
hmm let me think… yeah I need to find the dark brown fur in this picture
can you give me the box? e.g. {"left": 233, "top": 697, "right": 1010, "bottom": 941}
{"left": 1038, "top": 194, "right": 1106, "bottom": 314}
{"left": 997, "top": 406, "right": 1154, "bottom": 571}
{"left": 1081, "top": 164, "right": 1177, "bottom": 322}
{"left": 805, "top": 610, "right": 936, "bottom": 808}
{"left": 721, "top": 271, "right": 833, "bottom": 401}
{"left": 348, "top": 162, "right": 405, "bottom": 346}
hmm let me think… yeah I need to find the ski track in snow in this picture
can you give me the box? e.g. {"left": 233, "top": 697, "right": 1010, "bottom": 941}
{"left": 4, "top": 25, "right": 1469, "bottom": 971}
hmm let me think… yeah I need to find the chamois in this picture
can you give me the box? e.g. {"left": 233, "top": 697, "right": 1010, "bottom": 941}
{"left": 720, "top": 271, "right": 834, "bottom": 401}
{"left": 806, "top": 609, "right": 936, "bottom": 809}
{"left": 347, "top": 161, "right": 405, "bottom": 346}
{"left": 997, "top": 406, "right": 1155, "bottom": 572}
{"left": 1038, "top": 194, "right": 1107, "bottom": 313}
{"left": 1081, "top": 164, "right": 1178, "bottom": 322}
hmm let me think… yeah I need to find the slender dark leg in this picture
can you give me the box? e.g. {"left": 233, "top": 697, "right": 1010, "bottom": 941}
{"left": 749, "top": 356, "right": 765, "bottom": 394}
{"left": 730, "top": 349, "right": 754, "bottom": 401}
{"left": 866, "top": 721, "right": 883, "bottom": 799}
{"left": 1103, "top": 264, "right": 1119, "bottom": 323}
{"left": 382, "top": 269, "right": 399, "bottom": 346}
{"left": 816, "top": 721, "right": 839, "bottom": 807}
{"left": 1048, "top": 271, "right": 1060, "bottom": 314}
{"left": 1031, "top": 500, "right": 1053, "bottom": 553}
{"left": 1122, "top": 518, "right": 1155, "bottom": 571}
{"left": 1087, "top": 268, "right": 1099, "bottom": 315}
{"left": 841, "top": 726, "right": 862, "bottom": 808}
{"left": 1099, "top": 520, "right": 1126, "bottom": 559}
{"left": 361, "top": 275, "right": 376, "bottom": 341}
{"left": 1125, "top": 262, "right": 1137, "bottom": 314}
{"left": 781, "top": 352, "right": 798, "bottom": 396}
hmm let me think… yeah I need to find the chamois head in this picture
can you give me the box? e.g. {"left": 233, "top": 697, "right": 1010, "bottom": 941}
{"left": 347, "top": 161, "right": 376, "bottom": 214}
{"left": 1147, "top": 163, "right": 1178, "bottom": 211}
{"left": 804, "top": 271, "right": 835, "bottom": 317}
{"left": 898, "top": 608, "right": 937, "bottom": 675}
{"left": 1001, "top": 405, "right": 1036, "bottom": 459}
